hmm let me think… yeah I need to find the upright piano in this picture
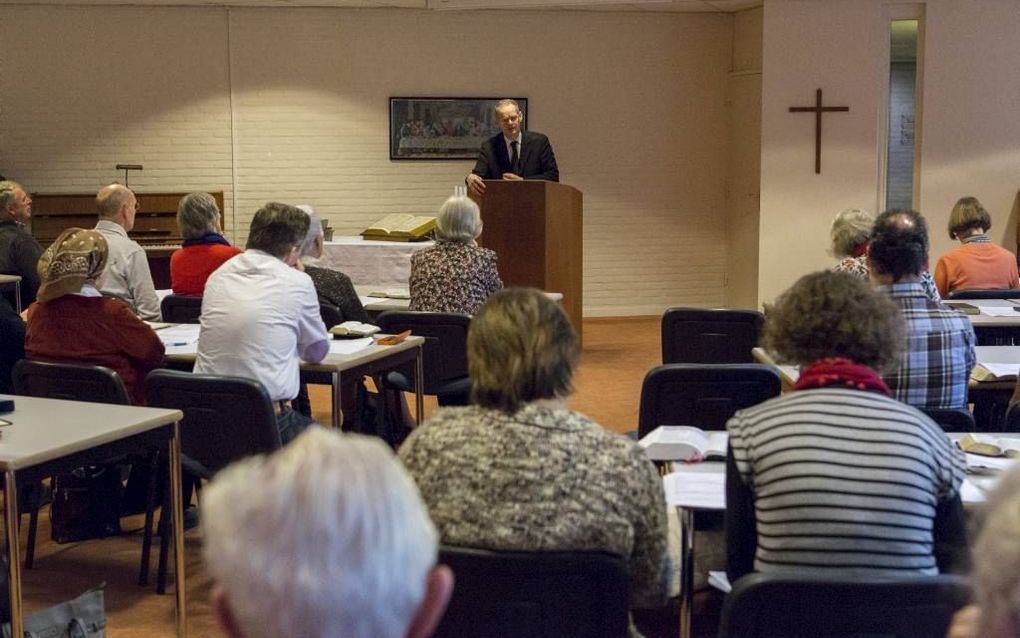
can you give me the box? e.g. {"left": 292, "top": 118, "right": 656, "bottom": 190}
{"left": 29, "top": 191, "right": 226, "bottom": 289}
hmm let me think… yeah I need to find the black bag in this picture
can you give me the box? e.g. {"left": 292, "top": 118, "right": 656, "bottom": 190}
{"left": 50, "top": 466, "right": 123, "bottom": 544}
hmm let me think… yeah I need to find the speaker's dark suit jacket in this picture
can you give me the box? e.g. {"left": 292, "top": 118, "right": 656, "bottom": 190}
{"left": 470, "top": 131, "right": 559, "bottom": 182}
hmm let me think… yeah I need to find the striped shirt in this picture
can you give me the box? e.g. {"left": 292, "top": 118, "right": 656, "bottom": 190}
{"left": 727, "top": 387, "right": 965, "bottom": 577}
{"left": 878, "top": 282, "right": 976, "bottom": 409}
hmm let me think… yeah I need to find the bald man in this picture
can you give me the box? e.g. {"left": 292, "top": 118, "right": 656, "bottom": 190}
{"left": 0, "top": 180, "right": 43, "bottom": 306}
{"left": 94, "top": 184, "right": 161, "bottom": 321}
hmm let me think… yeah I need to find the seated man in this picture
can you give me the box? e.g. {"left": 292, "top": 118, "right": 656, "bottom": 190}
{"left": 195, "top": 202, "right": 329, "bottom": 443}
{"left": 202, "top": 427, "right": 453, "bottom": 638}
{"left": 0, "top": 180, "right": 43, "bottom": 305}
{"left": 868, "top": 208, "right": 975, "bottom": 409}
{"left": 94, "top": 184, "right": 162, "bottom": 321}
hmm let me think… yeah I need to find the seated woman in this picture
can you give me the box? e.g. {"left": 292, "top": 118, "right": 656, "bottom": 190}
{"left": 945, "top": 464, "right": 1020, "bottom": 638}
{"left": 726, "top": 270, "right": 967, "bottom": 581}
{"left": 830, "top": 207, "right": 941, "bottom": 301}
{"left": 297, "top": 205, "right": 369, "bottom": 324}
{"left": 170, "top": 192, "right": 242, "bottom": 295}
{"left": 934, "top": 196, "right": 1019, "bottom": 297}
{"left": 409, "top": 195, "right": 502, "bottom": 315}
{"left": 26, "top": 228, "right": 164, "bottom": 404}
{"left": 399, "top": 288, "right": 669, "bottom": 623}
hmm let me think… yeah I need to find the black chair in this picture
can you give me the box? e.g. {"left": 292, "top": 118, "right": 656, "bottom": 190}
{"left": 146, "top": 369, "right": 281, "bottom": 592}
{"left": 376, "top": 311, "right": 471, "bottom": 405}
{"left": 159, "top": 294, "right": 202, "bottom": 324}
{"left": 10, "top": 360, "right": 159, "bottom": 583}
{"left": 433, "top": 546, "right": 629, "bottom": 638}
{"left": 638, "top": 363, "right": 781, "bottom": 438}
{"left": 1001, "top": 401, "right": 1020, "bottom": 432}
{"left": 661, "top": 307, "right": 764, "bottom": 364}
{"left": 319, "top": 303, "right": 345, "bottom": 329}
{"left": 920, "top": 407, "right": 976, "bottom": 433}
{"left": 946, "top": 288, "right": 1020, "bottom": 300}
{"left": 717, "top": 572, "right": 971, "bottom": 638}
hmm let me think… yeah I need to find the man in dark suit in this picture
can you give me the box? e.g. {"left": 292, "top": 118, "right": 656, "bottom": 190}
{"left": 466, "top": 99, "right": 559, "bottom": 197}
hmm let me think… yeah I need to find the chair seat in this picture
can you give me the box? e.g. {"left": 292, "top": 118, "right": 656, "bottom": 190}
{"left": 385, "top": 370, "right": 470, "bottom": 397}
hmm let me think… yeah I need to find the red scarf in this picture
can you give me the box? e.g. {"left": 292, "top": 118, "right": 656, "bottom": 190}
{"left": 794, "top": 357, "right": 891, "bottom": 396}
{"left": 850, "top": 242, "right": 869, "bottom": 258}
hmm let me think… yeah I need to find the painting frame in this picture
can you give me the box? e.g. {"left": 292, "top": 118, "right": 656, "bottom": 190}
{"left": 389, "top": 97, "right": 529, "bottom": 160}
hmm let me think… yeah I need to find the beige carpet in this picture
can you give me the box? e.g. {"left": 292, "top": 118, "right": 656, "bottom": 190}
{"left": 12, "top": 316, "right": 662, "bottom": 637}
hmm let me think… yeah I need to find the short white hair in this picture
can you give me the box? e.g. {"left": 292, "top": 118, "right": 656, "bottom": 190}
{"left": 829, "top": 208, "right": 874, "bottom": 258}
{"left": 202, "top": 428, "right": 439, "bottom": 638}
{"left": 436, "top": 195, "right": 482, "bottom": 242}
{"left": 296, "top": 204, "right": 323, "bottom": 258}
{"left": 972, "top": 464, "right": 1020, "bottom": 635}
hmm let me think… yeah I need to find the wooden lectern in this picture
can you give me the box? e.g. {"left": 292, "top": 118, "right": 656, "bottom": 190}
{"left": 472, "top": 180, "right": 583, "bottom": 340}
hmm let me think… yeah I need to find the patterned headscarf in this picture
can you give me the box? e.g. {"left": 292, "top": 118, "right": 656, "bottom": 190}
{"left": 36, "top": 228, "right": 109, "bottom": 302}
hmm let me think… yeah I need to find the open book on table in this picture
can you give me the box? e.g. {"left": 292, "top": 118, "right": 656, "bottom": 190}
{"left": 329, "top": 321, "right": 381, "bottom": 338}
{"left": 361, "top": 214, "right": 435, "bottom": 242}
{"left": 970, "top": 362, "right": 1020, "bottom": 382}
{"left": 958, "top": 433, "right": 1020, "bottom": 459}
{"left": 366, "top": 288, "right": 411, "bottom": 299}
{"left": 639, "top": 426, "right": 727, "bottom": 462}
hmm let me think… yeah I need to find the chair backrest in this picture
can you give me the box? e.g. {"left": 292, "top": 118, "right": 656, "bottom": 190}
{"left": 160, "top": 294, "right": 203, "bottom": 324}
{"left": 661, "top": 307, "right": 764, "bottom": 364}
{"left": 319, "top": 303, "right": 344, "bottom": 329}
{"left": 433, "top": 546, "right": 629, "bottom": 638}
{"left": 638, "top": 363, "right": 781, "bottom": 438}
{"left": 946, "top": 288, "right": 1020, "bottom": 300}
{"left": 920, "top": 407, "right": 976, "bottom": 433}
{"left": 376, "top": 311, "right": 470, "bottom": 393}
{"left": 13, "top": 359, "right": 130, "bottom": 405}
{"left": 145, "top": 369, "right": 280, "bottom": 476}
{"left": 1002, "top": 401, "right": 1020, "bottom": 433}
{"left": 717, "top": 572, "right": 971, "bottom": 638}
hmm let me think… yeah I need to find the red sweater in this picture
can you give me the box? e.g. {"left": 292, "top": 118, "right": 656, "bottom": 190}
{"left": 26, "top": 296, "right": 165, "bottom": 405}
{"left": 170, "top": 244, "right": 242, "bottom": 296}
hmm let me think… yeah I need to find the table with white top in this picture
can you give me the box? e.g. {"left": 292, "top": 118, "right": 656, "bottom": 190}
{"left": 318, "top": 236, "right": 434, "bottom": 287}
{"left": 663, "top": 431, "right": 1016, "bottom": 638}
{"left": 353, "top": 285, "right": 566, "bottom": 319}
{"left": 0, "top": 395, "right": 187, "bottom": 638}
{"left": 159, "top": 324, "right": 425, "bottom": 428}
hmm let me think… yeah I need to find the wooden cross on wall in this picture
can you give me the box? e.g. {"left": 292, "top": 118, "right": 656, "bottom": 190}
{"left": 789, "top": 88, "right": 850, "bottom": 174}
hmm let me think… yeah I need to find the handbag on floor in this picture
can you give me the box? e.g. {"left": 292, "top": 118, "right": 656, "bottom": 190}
{"left": 0, "top": 561, "right": 105, "bottom": 637}
{"left": 50, "top": 466, "right": 123, "bottom": 544}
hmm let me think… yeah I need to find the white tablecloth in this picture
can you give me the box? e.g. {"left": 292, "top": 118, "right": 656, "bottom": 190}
{"left": 317, "top": 236, "right": 434, "bottom": 287}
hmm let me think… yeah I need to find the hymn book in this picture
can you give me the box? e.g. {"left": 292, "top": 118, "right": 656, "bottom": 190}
{"left": 361, "top": 214, "right": 436, "bottom": 242}
{"left": 958, "top": 434, "right": 1020, "bottom": 459}
{"left": 329, "top": 321, "right": 381, "bottom": 338}
{"left": 639, "top": 426, "right": 727, "bottom": 462}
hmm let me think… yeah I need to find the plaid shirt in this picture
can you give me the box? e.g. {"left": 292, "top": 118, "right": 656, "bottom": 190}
{"left": 878, "top": 282, "right": 976, "bottom": 409}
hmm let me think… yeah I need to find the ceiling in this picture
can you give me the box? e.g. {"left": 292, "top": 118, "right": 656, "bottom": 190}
{"left": 0, "top": 0, "right": 761, "bottom": 11}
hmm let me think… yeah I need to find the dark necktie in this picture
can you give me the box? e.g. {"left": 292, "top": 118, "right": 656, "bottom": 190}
{"left": 510, "top": 140, "right": 519, "bottom": 174}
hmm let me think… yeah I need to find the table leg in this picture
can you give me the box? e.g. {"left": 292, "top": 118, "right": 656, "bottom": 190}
{"left": 168, "top": 423, "right": 188, "bottom": 638}
{"left": 678, "top": 506, "right": 694, "bottom": 638}
{"left": 5, "top": 470, "right": 23, "bottom": 638}
{"left": 332, "top": 371, "right": 343, "bottom": 428}
{"left": 414, "top": 344, "right": 424, "bottom": 425}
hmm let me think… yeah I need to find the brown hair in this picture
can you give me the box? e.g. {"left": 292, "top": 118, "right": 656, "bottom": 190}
{"left": 468, "top": 287, "right": 578, "bottom": 413}
{"left": 763, "top": 270, "right": 904, "bottom": 370}
{"left": 947, "top": 196, "right": 991, "bottom": 240}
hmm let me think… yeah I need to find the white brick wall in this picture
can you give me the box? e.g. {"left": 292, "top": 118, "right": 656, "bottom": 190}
{"left": 1, "top": 6, "right": 734, "bottom": 316}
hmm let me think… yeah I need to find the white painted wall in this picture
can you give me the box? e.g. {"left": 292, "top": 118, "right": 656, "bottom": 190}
{"left": 759, "top": 0, "right": 1020, "bottom": 305}
{"left": 0, "top": 6, "right": 734, "bottom": 316}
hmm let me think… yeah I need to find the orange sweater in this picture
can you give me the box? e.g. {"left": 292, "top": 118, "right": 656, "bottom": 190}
{"left": 933, "top": 242, "right": 1020, "bottom": 297}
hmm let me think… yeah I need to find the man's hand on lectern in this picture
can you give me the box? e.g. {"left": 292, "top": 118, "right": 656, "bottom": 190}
{"left": 501, "top": 172, "right": 523, "bottom": 181}
{"left": 466, "top": 173, "right": 486, "bottom": 197}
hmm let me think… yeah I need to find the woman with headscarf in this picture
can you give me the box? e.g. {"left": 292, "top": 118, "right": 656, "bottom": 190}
{"left": 25, "top": 228, "right": 164, "bottom": 404}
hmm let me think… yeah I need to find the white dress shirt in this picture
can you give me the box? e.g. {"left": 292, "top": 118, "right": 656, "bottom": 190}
{"left": 194, "top": 249, "right": 329, "bottom": 402}
{"left": 94, "top": 219, "right": 162, "bottom": 321}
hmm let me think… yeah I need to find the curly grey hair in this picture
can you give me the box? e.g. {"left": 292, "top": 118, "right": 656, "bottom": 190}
{"left": 829, "top": 208, "right": 874, "bottom": 258}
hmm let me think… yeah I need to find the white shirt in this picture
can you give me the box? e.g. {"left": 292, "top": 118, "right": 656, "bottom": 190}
{"left": 94, "top": 219, "right": 162, "bottom": 321}
{"left": 194, "top": 250, "right": 329, "bottom": 402}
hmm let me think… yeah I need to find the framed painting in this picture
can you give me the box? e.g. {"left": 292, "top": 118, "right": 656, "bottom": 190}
{"left": 389, "top": 97, "right": 529, "bottom": 160}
